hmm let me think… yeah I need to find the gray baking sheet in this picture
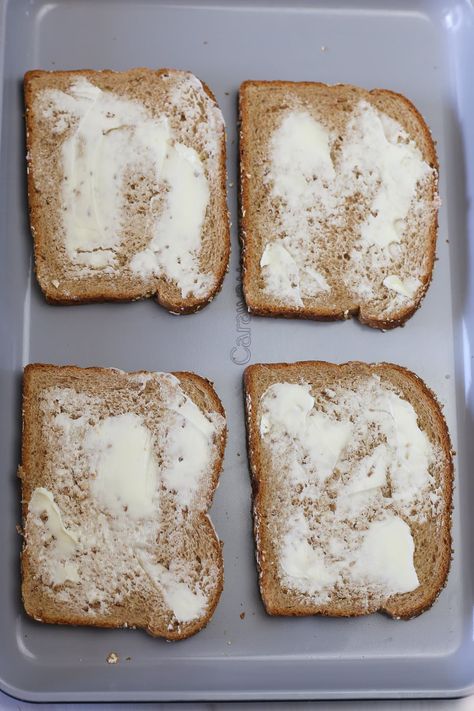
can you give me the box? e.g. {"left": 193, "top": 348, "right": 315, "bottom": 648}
{"left": 0, "top": 0, "right": 474, "bottom": 701}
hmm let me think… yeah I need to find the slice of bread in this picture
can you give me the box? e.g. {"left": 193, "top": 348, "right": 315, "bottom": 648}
{"left": 239, "top": 82, "right": 439, "bottom": 329}
{"left": 19, "top": 364, "right": 226, "bottom": 639}
{"left": 244, "top": 361, "right": 453, "bottom": 619}
{"left": 25, "top": 68, "right": 230, "bottom": 313}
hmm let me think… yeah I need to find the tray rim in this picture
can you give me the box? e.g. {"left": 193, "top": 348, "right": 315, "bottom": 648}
{"left": 1, "top": 0, "right": 474, "bottom": 701}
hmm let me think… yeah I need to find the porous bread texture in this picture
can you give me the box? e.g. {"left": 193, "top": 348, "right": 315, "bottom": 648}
{"left": 239, "top": 82, "right": 439, "bottom": 329}
{"left": 25, "top": 68, "right": 230, "bottom": 313}
{"left": 244, "top": 361, "right": 453, "bottom": 619}
{"left": 20, "top": 364, "right": 226, "bottom": 640}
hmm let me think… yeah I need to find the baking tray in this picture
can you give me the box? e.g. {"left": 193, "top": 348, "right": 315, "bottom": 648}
{"left": 0, "top": 0, "right": 473, "bottom": 702}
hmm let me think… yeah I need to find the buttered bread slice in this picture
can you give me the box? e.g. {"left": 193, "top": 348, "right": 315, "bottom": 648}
{"left": 244, "top": 361, "right": 452, "bottom": 619}
{"left": 239, "top": 82, "right": 439, "bottom": 329}
{"left": 20, "top": 364, "right": 226, "bottom": 639}
{"left": 25, "top": 69, "right": 230, "bottom": 313}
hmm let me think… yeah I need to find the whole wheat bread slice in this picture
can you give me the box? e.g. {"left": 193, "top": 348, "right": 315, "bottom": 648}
{"left": 239, "top": 82, "right": 439, "bottom": 329}
{"left": 20, "top": 364, "right": 226, "bottom": 639}
{"left": 244, "top": 361, "right": 453, "bottom": 619}
{"left": 25, "top": 68, "right": 230, "bottom": 313}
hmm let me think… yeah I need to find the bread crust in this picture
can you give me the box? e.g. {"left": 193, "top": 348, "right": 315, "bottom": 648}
{"left": 24, "top": 68, "right": 230, "bottom": 314}
{"left": 239, "top": 81, "right": 439, "bottom": 330}
{"left": 244, "top": 360, "right": 453, "bottom": 620}
{"left": 20, "top": 363, "right": 227, "bottom": 640}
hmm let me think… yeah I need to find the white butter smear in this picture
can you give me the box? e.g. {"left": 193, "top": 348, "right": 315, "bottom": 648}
{"left": 353, "top": 517, "right": 419, "bottom": 594}
{"left": 137, "top": 551, "right": 207, "bottom": 623}
{"left": 162, "top": 384, "right": 223, "bottom": 507}
{"left": 41, "top": 76, "right": 216, "bottom": 297}
{"left": 85, "top": 413, "right": 158, "bottom": 520}
{"left": 130, "top": 142, "right": 213, "bottom": 298}
{"left": 260, "top": 242, "right": 330, "bottom": 307}
{"left": 25, "top": 372, "right": 225, "bottom": 625}
{"left": 261, "top": 102, "right": 434, "bottom": 308}
{"left": 28, "top": 487, "right": 79, "bottom": 585}
{"left": 341, "top": 104, "right": 431, "bottom": 249}
{"left": 260, "top": 242, "right": 304, "bottom": 307}
{"left": 260, "top": 382, "right": 352, "bottom": 483}
{"left": 270, "top": 111, "right": 335, "bottom": 211}
{"left": 259, "top": 376, "right": 440, "bottom": 601}
{"left": 383, "top": 274, "right": 422, "bottom": 299}
{"left": 281, "top": 510, "right": 339, "bottom": 590}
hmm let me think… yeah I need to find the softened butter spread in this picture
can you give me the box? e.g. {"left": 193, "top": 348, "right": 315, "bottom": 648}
{"left": 383, "top": 274, "right": 422, "bottom": 298}
{"left": 353, "top": 517, "right": 419, "bottom": 593}
{"left": 260, "top": 242, "right": 330, "bottom": 308}
{"left": 261, "top": 101, "right": 433, "bottom": 308}
{"left": 260, "top": 242, "right": 304, "bottom": 307}
{"left": 260, "top": 382, "right": 352, "bottom": 482}
{"left": 162, "top": 388, "right": 220, "bottom": 507}
{"left": 262, "top": 111, "right": 335, "bottom": 306}
{"left": 41, "top": 77, "right": 213, "bottom": 298}
{"left": 24, "top": 372, "right": 226, "bottom": 624}
{"left": 137, "top": 551, "right": 207, "bottom": 623}
{"left": 28, "top": 487, "right": 79, "bottom": 585}
{"left": 85, "top": 413, "right": 158, "bottom": 520}
{"left": 341, "top": 102, "right": 431, "bottom": 249}
{"left": 269, "top": 111, "right": 335, "bottom": 211}
{"left": 259, "top": 376, "right": 439, "bottom": 600}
